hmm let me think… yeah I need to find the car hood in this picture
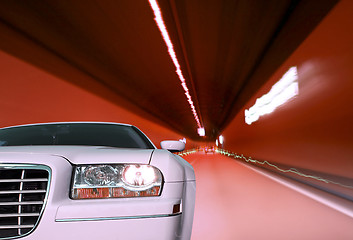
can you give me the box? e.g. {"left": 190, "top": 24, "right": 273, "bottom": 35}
{"left": 0, "top": 146, "right": 154, "bottom": 165}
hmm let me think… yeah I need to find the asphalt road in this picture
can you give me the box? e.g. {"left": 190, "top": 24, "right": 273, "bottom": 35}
{"left": 183, "top": 152, "right": 353, "bottom": 240}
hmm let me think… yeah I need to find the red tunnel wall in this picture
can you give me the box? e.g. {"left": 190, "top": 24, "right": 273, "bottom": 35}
{"left": 223, "top": 0, "right": 353, "bottom": 178}
{"left": 0, "top": 50, "right": 186, "bottom": 146}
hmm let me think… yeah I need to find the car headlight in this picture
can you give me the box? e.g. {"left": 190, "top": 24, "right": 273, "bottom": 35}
{"left": 71, "top": 164, "right": 163, "bottom": 199}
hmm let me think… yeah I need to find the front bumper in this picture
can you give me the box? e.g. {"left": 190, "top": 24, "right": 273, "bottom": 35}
{"left": 25, "top": 214, "right": 182, "bottom": 240}
{"left": 0, "top": 152, "right": 194, "bottom": 240}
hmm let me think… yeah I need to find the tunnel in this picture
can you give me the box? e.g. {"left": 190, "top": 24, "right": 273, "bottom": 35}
{"left": 0, "top": 0, "right": 352, "bottom": 239}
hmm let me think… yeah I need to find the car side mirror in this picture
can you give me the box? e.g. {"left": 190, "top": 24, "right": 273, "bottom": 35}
{"left": 160, "top": 140, "right": 185, "bottom": 153}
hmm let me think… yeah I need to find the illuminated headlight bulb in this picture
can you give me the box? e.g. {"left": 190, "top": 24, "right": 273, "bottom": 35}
{"left": 122, "top": 165, "right": 156, "bottom": 187}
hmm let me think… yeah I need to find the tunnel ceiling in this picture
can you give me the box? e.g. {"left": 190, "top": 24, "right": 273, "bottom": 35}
{"left": 0, "top": 0, "right": 338, "bottom": 140}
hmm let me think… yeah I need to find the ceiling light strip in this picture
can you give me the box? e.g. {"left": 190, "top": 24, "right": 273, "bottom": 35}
{"left": 148, "top": 0, "right": 202, "bottom": 130}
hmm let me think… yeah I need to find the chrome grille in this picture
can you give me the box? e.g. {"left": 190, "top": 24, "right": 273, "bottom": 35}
{"left": 0, "top": 165, "right": 50, "bottom": 239}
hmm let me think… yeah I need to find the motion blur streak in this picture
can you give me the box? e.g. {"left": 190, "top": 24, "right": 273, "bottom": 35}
{"left": 245, "top": 66, "right": 299, "bottom": 125}
{"left": 180, "top": 149, "right": 353, "bottom": 190}
{"left": 148, "top": 0, "right": 203, "bottom": 131}
{"left": 217, "top": 149, "right": 353, "bottom": 190}
{"left": 182, "top": 153, "right": 353, "bottom": 240}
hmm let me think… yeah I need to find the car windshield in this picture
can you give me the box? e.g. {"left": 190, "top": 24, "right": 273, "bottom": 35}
{"left": 0, "top": 123, "right": 155, "bottom": 149}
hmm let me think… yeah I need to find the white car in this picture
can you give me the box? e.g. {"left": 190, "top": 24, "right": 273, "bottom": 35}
{"left": 0, "top": 122, "right": 196, "bottom": 240}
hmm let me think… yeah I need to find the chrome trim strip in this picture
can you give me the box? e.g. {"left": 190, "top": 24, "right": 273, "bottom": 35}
{"left": 56, "top": 213, "right": 182, "bottom": 222}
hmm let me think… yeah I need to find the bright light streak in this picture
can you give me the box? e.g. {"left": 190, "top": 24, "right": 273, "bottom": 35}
{"left": 215, "top": 139, "right": 219, "bottom": 146}
{"left": 178, "top": 148, "right": 353, "bottom": 190}
{"left": 218, "top": 149, "right": 353, "bottom": 190}
{"left": 197, "top": 127, "right": 205, "bottom": 136}
{"left": 245, "top": 66, "right": 299, "bottom": 125}
{"left": 148, "top": 0, "right": 203, "bottom": 132}
{"left": 219, "top": 135, "right": 224, "bottom": 145}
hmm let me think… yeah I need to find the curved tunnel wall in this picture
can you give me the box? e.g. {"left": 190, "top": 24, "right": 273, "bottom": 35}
{"left": 0, "top": 50, "right": 186, "bottom": 146}
{"left": 223, "top": 0, "right": 353, "bottom": 178}
{"left": 0, "top": 0, "right": 352, "bottom": 178}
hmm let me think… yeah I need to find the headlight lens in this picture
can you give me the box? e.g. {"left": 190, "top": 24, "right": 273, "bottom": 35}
{"left": 84, "top": 165, "right": 117, "bottom": 185}
{"left": 71, "top": 164, "right": 163, "bottom": 199}
{"left": 122, "top": 165, "right": 156, "bottom": 187}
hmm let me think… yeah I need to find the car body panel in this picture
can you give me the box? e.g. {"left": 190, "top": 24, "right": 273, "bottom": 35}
{"left": 0, "top": 146, "right": 153, "bottom": 165}
{"left": 0, "top": 122, "right": 195, "bottom": 240}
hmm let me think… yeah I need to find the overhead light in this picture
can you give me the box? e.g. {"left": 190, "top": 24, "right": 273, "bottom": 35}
{"left": 219, "top": 135, "right": 224, "bottom": 145}
{"left": 245, "top": 66, "right": 299, "bottom": 125}
{"left": 197, "top": 127, "right": 205, "bottom": 137}
{"left": 148, "top": 0, "right": 204, "bottom": 135}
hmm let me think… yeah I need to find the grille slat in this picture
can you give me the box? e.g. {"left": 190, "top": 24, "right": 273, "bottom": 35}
{"left": 0, "top": 201, "right": 44, "bottom": 206}
{"left": 0, "top": 213, "right": 40, "bottom": 218}
{"left": 0, "top": 190, "right": 46, "bottom": 194}
{"left": 0, "top": 166, "right": 49, "bottom": 239}
{"left": 0, "top": 225, "right": 34, "bottom": 229}
{"left": 0, "top": 178, "right": 48, "bottom": 183}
